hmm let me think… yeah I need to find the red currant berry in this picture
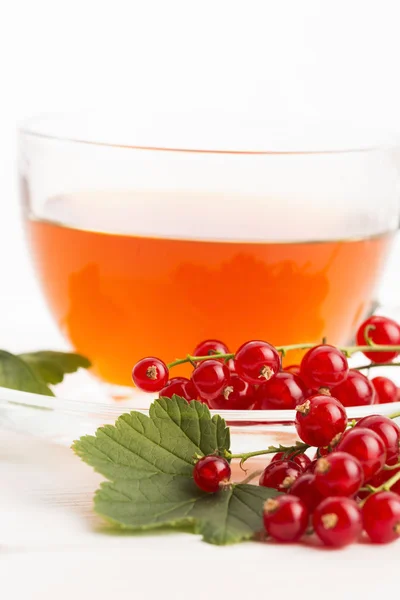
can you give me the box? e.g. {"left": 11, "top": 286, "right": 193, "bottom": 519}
{"left": 372, "top": 376, "right": 398, "bottom": 404}
{"left": 337, "top": 427, "right": 387, "bottom": 481}
{"left": 314, "top": 446, "right": 331, "bottom": 459}
{"left": 254, "top": 372, "right": 307, "bottom": 410}
{"left": 314, "top": 452, "right": 364, "bottom": 497}
{"left": 234, "top": 340, "right": 281, "bottom": 385}
{"left": 331, "top": 369, "right": 375, "bottom": 407}
{"left": 193, "top": 455, "right": 231, "bottom": 493}
{"left": 356, "top": 315, "right": 400, "bottom": 363}
{"left": 271, "top": 451, "right": 311, "bottom": 472}
{"left": 132, "top": 357, "right": 169, "bottom": 392}
{"left": 306, "top": 459, "right": 319, "bottom": 473}
{"left": 363, "top": 491, "right": 400, "bottom": 543}
{"left": 313, "top": 497, "right": 362, "bottom": 547}
{"left": 259, "top": 460, "right": 302, "bottom": 492}
{"left": 263, "top": 495, "right": 309, "bottom": 542}
{"left": 159, "top": 377, "right": 197, "bottom": 401}
{"left": 290, "top": 473, "right": 325, "bottom": 512}
{"left": 300, "top": 345, "right": 349, "bottom": 390}
{"left": 295, "top": 395, "right": 347, "bottom": 447}
{"left": 191, "top": 359, "right": 230, "bottom": 402}
{"left": 193, "top": 339, "right": 230, "bottom": 360}
{"left": 356, "top": 415, "right": 400, "bottom": 465}
{"left": 208, "top": 375, "right": 255, "bottom": 410}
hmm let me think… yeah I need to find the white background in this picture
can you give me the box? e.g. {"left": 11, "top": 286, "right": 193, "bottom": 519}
{"left": 2, "top": 2, "right": 400, "bottom": 598}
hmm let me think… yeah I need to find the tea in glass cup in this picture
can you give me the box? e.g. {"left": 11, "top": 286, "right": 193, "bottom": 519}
{"left": 19, "top": 114, "right": 400, "bottom": 387}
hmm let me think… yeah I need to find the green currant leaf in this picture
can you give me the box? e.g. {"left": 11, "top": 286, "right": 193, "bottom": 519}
{"left": 74, "top": 396, "right": 277, "bottom": 545}
{"left": 95, "top": 475, "right": 278, "bottom": 545}
{"left": 18, "top": 351, "right": 91, "bottom": 385}
{"left": 0, "top": 350, "right": 54, "bottom": 396}
{"left": 73, "top": 395, "right": 230, "bottom": 481}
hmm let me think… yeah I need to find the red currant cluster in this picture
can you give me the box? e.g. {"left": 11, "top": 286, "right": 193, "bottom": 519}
{"left": 193, "top": 395, "right": 400, "bottom": 548}
{"left": 131, "top": 315, "right": 400, "bottom": 409}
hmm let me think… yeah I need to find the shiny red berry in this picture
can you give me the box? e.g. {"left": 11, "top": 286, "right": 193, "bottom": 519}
{"left": 295, "top": 395, "right": 347, "bottom": 447}
{"left": 290, "top": 473, "right": 325, "bottom": 512}
{"left": 271, "top": 451, "right": 311, "bottom": 472}
{"left": 191, "top": 359, "right": 230, "bottom": 402}
{"left": 363, "top": 491, "right": 400, "bottom": 543}
{"left": 314, "top": 452, "right": 364, "bottom": 497}
{"left": 300, "top": 345, "right": 349, "bottom": 390}
{"left": 372, "top": 376, "right": 398, "bottom": 404}
{"left": 337, "top": 427, "right": 387, "bottom": 481}
{"left": 313, "top": 497, "right": 362, "bottom": 547}
{"left": 193, "top": 339, "right": 230, "bottom": 360}
{"left": 306, "top": 459, "right": 319, "bottom": 473}
{"left": 254, "top": 372, "right": 307, "bottom": 410}
{"left": 234, "top": 340, "right": 281, "bottom": 385}
{"left": 356, "top": 415, "right": 400, "bottom": 465}
{"left": 259, "top": 460, "right": 302, "bottom": 492}
{"left": 208, "top": 375, "right": 255, "bottom": 410}
{"left": 132, "top": 357, "right": 169, "bottom": 392}
{"left": 193, "top": 455, "right": 231, "bottom": 493}
{"left": 159, "top": 377, "right": 197, "bottom": 401}
{"left": 263, "top": 495, "right": 309, "bottom": 542}
{"left": 356, "top": 316, "right": 400, "bottom": 363}
{"left": 331, "top": 369, "right": 375, "bottom": 407}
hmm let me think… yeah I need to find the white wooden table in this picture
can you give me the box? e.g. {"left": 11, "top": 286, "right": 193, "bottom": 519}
{"left": 1, "top": 427, "right": 400, "bottom": 600}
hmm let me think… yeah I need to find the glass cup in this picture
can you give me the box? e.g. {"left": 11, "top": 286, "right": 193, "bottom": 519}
{"left": 18, "top": 112, "right": 400, "bottom": 388}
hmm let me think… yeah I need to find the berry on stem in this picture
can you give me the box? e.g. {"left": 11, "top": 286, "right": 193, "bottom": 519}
{"left": 363, "top": 491, "right": 400, "bottom": 543}
{"left": 356, "top": 415, "right": 400, "bottom": 465}
{"left": 193, "top": 339, "right": 230, "bottom": 360}
{"left": 356, "top": 315, "right": 400, "bottom": 363}
{"left": 295, "top": 395, "right": 347, "bottom": 447}
{"left": 271, "top": 451, "right": 311, "bottom": 472}
{"left": 159, "top": 377, "right": 197, "bottom": 401}
{"left": 191, "top": 359, "right": 230, "bottom": 402}
{"left": 331, "top": 370, "right": 375, "bottom": 407}
{"left": 132, "top": 357, "right": 169, "bottom": 392}
{"left": 290, "top": 473, "right": 325, "bottom": 512}
{"left": 259, "top": 460, "right": 302, "bottom": 492}
{"left": 314, "top": 452, "right": 364, "bottom": 497}
{"left": 193, "top": 455, "right": 231, "bottom": 493}
{"left": 313, "top": 497, "right": 362, "bottom": 548}
{"left": 337, "top": 427, "right": 387, "bottom": 481}
{"left": 234, "top": 340, "right": 281, "bottom": 385}
{"left": 254, "top": 372, "right": 307, "bottom": 410}
{"left": 208, "top": 375, "right": 255, "bottom": 410}
{"left": 372, "top": 376, "right": 398, "bottom": 404}
{"left": 300, "top": 344, "right": 349, "bottom": 390}
{"left": 263, "top": 495, "right": 309, "bottom": 542}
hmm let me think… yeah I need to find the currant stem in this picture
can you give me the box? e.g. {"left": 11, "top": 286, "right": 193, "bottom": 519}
{"left": 384, "top": 462, "right": 400, "bottom": 471}
{"left": 382, "top": 468, "right": 400, "bottom": 492}
{"left": 360, "top": 467, "right": 400, "bottom": 506}
{"left": 224, "top": 442, "right": 310, "bottom": 465}
{"left": 167, "top": 352, "right": 234, "bottom": 369}
{"left": 167, "top": 342, "right": 400, "bottom": 370}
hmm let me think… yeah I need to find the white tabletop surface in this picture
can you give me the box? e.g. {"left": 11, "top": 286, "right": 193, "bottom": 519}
{"left": 2, "top": 210, "right": 400, "bottom": 599}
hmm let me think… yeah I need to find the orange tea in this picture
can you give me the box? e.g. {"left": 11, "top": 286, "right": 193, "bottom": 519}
{"left": 26, "top": 192, "right": 392, "bottom": 386}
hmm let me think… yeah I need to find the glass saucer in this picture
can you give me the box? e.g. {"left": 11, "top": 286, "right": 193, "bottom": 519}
{"left": 1, "top": 368, "right": 399, "bottom": 456}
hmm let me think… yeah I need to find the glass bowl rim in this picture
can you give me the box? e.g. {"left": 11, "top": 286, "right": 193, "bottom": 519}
{"left": 18, "top": 111, "right": 400, "bottom": 156}
{"left": 2, "top": 384, "right": 399, "bottom": 424}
